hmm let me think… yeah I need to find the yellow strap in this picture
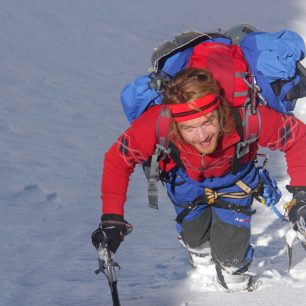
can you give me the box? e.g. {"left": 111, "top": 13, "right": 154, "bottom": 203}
{"left": 236, "top": 180, "right": 252, "bottom": 194}
{"left": 205, "top": 188, "right": 217, "bottom": 205}
{"left": 220, "top": 193, "right": 251, "bottom": 199}
{"left": 204, "top": 180, "right": 255, "bottom": 205}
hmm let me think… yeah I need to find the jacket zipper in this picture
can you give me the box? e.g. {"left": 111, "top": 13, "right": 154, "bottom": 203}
{"left": 200, "top": 153, "right": 205, "bottom": 168}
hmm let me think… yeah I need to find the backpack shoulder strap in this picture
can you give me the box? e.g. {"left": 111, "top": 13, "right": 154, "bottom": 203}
{"left": 232, "top": 108, "right": 244, "bottom": 173}
{"left": 147, "top": 107, "right": 172, "bottom": 209}
{"left": 232, "top": 105, "right": 261, "bottom": 173}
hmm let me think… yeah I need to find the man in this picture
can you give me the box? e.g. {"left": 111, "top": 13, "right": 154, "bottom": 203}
{"left": 92, "top": 68, "right": 306, "bottom": 291}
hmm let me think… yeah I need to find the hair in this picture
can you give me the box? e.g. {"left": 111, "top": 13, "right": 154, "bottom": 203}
{"left": 162, "top": 68, "right": 236, "bottom": 139}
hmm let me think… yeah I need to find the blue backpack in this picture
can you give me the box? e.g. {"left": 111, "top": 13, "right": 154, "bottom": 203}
{"left": 121, "top": 25, "right": 306, "bottom": 123}
{"left": 119, "top": 25, "right": 306, "bottom": 212}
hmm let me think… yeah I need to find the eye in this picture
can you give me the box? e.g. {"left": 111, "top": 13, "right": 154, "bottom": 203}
{"left": 202, "top": 120, "right": 212, "bottom": 126}
{"left": 182, "top": 126, "right": 194, "bottom": 132}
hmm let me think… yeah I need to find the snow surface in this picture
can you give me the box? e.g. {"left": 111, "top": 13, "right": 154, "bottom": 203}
{"left": 1, "top": 0, "right": 306, "bottom": 305}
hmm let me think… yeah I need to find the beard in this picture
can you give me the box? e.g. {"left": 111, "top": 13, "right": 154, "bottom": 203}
{"left": 192, "top": 133, "right": 219, "bottom": 154}
{"left": 189, "top": 124, "right": 221, "bottom": 154}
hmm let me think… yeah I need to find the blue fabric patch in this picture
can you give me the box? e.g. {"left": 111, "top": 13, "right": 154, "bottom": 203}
{"left": 255, "top": 30, "right": 305, "bottom": 81}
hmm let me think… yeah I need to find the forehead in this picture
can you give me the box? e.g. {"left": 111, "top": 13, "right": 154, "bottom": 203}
{"left": 177, "top": 110, "right": 218, "bottom": 127}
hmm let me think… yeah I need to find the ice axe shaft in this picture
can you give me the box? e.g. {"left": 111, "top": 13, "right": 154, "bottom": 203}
{"left": 95, "top": 245, "right": 121, "bottom": 306}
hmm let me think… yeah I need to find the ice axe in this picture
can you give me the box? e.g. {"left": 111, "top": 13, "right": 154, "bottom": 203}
{"left": 95, "top": 243, "right": 121, "bottom": 306}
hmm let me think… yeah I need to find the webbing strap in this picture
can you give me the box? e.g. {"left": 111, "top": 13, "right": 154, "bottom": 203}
{"left": 148, "top": 146, "right": 162, "bottom": 209}
{"left": 147, "top": 108, "right": 172, "bottom": 209}
{"left": 156, "top": 108, "right": 172, "bottom": 149}
{"left": 236, "top": 179, "right": 252, "bottom": 194}
{"left": 204, "top": 180, "right": 254, "bottom": 205}
{"left": 213, "top": 199, "right": 255, "bottom": 216}
{"left": 234, "top": 91, "right": 249, "bottom": 97}
{"left": 232, "top": 108, "right": 244, "bottom": 173}
{"left": 175, "top": 196, "right": 255, "bottom": 224}
{"left": 175, "top": 180, "right": 257, "bottom": 223}
{"left": 233, "top": 104, "right": 261, "bottom": 165}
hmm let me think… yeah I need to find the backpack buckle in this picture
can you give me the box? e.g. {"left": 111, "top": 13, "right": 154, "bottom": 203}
{"left": 148, "top": 71, "right": 170, "bottom": 93}
{"left": 236, "top": 141, "right": 250, "bottom": 159}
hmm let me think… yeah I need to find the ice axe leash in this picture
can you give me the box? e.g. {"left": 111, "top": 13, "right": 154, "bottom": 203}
{"left": 95, "top": 243, "right": 121, "bottom": 306}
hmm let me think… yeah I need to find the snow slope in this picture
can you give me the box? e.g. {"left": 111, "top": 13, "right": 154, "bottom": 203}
{"left": 0, "top": 0, "right": 306, "bottom": 305}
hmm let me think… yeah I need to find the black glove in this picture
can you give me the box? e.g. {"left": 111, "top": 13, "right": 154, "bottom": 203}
{"left": 91, "top": 214, "right": 133, "bottom": 253}
{"left": 286, "top": 186, "right": 306, "bottom": 234}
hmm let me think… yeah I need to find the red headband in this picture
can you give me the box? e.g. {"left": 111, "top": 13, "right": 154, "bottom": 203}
{"left": 169, "top": 94, "right": 220, "bottom": 122}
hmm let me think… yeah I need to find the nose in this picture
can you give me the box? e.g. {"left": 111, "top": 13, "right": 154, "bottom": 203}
{"left": 195, "top": 126, "right": 208, "bottom": 142}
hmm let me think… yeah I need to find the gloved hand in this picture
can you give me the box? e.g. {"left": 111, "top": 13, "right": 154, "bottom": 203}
{"left": 91, "top": 214, "right": 133, "bottom": 253}
{"left": 286, "top": 186, "right": 306, "bottom": 235}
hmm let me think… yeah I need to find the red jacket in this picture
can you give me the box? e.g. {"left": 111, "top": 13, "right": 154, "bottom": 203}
{"left": 101, "top": 105, "right": 306, "bottom": 215}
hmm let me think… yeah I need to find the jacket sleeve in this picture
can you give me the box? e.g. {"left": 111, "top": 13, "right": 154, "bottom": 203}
{"left": 258, "top": 105, "right": 306, "bottom": 186}
{"left": 101, "top": 106, "right": 162, "bottom": 215}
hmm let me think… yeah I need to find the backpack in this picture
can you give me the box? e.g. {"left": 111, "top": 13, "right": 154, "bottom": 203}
{"left": 120, "top": 24, "right": 306, "bottom": 210}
